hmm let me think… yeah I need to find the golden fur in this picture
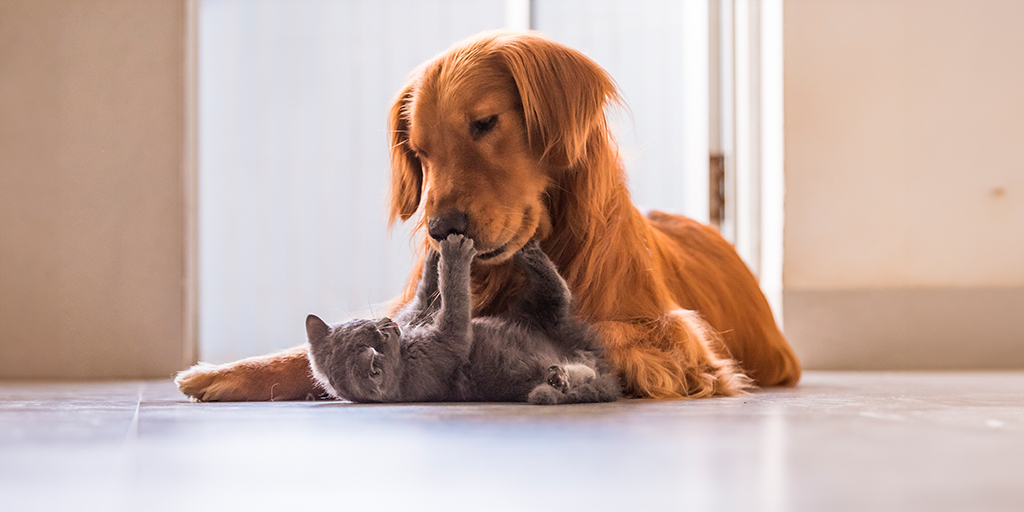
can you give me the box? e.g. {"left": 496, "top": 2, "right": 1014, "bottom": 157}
{"left": 176, "top": 31, "right": 800, "bottom": 401}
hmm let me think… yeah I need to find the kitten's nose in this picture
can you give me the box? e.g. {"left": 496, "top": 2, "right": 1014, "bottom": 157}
{"left": 427, "top": 210, "right": 468, "bottom": 241}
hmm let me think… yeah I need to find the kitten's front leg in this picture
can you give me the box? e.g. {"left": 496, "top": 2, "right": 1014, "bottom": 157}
{"left": 395, "top": 237, "right": 474, "bottom": 402}
{"left": 395, "top": 249, "right": 441, "bottom": 326}
{"left": 417, "top": 248, "right": 442, "bottom": 301}
{"left": 512, "top": 240, "right": 572, "bottom": 326}
{"left": 435, "top": 234, "right": 475, "bottom": 337}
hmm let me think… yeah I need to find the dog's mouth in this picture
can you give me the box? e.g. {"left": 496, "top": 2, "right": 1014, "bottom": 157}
{"left": 476, "top": 244, "right": 508, "bottom": 261}
{"left": 474, "top": 206, "right": 538, "bottom": 262}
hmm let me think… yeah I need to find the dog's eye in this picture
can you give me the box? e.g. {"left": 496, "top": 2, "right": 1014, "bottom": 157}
{"left": 408, "top": 144, "right": 427, "bottom": 159}
{"left": 470, "top": 115, "right": 498, "bottom": 139}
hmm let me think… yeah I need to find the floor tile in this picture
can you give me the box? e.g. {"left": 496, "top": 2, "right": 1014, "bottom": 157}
{"left": 1, "top": 372, "right": 1022, "bottom": 511}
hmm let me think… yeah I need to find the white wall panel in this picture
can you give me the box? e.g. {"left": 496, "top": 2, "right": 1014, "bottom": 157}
{"left": 534, "top": 0, "right": 709, "bottom": 219}
{"left": 199, "top": 0, "right": 504, "bottom": 363}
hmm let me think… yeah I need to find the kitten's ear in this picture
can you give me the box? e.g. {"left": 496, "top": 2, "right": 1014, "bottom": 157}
{"left": 306, "top": 314, "right": 330, "bottom": 343}
{"left": 366, "top": 347, "right": 382, "bottom": 377}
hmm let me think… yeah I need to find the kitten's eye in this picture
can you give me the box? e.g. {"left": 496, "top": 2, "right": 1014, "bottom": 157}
{"left": 469, "top": 115, "right": 498, "bottom": 139}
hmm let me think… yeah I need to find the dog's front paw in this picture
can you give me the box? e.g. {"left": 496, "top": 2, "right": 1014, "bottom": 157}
{"left": 440, "top": 233, "right": 476, "bottom": 262}
{"left": 175, "top": 363, "right": 242, "bottom": 402}
{"left": 175, "top": 347, "right": 318, "bottom": 402}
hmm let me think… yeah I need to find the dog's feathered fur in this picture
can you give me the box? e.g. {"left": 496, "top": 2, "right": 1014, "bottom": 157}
{"left": 176, "top": 31, "right": 800, "bottom": 401}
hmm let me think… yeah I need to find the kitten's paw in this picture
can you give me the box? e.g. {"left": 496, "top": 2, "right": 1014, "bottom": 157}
{"left": 563, "top": 363, "right": 597, "bottom": 387}
{"left": 545, "top": 365, "right": 570, "bottom": 393}
{"left": 514, "top": 239, "right": 553, "bottom": 268}
{"left": 520, "top": 239, "right": 542, "bottom": 253}
{"left": 424, "top": 247, "right": 441, "bottom": 267}
{"left": 440, "top": 233, "right": 476, "bottom": 262}
{"left": 514, "top": 239, "right": 544, "bottom": 259}
{"left": 528, "top": 384, "right": 563, "bottom": 405}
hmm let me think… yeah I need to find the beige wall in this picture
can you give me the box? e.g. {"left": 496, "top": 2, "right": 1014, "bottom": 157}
{"left": 0, "top": 0, "right": 192, "bottom": 378}
{"left": 784, "top": 0, "right": 1024, "bottom": 368}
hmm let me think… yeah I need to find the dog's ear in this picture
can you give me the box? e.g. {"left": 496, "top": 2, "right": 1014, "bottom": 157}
{"left": 387, "top": 72, "right": 424, "bottom": 226}
{"left": 499, "top": 33, "right": 621, "bottom": 169}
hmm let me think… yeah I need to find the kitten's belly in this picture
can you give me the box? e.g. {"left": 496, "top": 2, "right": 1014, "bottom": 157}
{"left": 463, "top": 318, "right": 562, "bottom": 401}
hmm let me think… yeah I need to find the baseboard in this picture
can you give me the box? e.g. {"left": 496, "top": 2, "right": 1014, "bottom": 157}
{"left": 783, "top": 287, "right": 1024, "bottom": 370}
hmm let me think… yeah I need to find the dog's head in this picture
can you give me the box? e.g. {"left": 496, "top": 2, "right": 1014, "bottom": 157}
{"left": 388, "top": 31, "right": 620, "bottom": 264}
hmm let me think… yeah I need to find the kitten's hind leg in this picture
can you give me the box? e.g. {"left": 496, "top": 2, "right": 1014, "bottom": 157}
{"left": 562, "top": 375, "right": 620, "bottom": 404}
{"left": 527, "top": 364, "right": 619, "bottom": 405}
{"left": 527, "top": 383, "right": 564, "bottom": 405}
{"left": 526, "top": 365, "right": 571, "bottom": 404}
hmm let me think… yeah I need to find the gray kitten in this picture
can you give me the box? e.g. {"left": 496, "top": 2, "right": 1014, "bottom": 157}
{"left": 306, "top": 234, "right": 620, "bottom": 405}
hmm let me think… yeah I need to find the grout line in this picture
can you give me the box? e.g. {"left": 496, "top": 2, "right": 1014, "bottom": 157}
{"left": 105, "top": 383, "right": 145, "bottom": 510}
{"left": 122, "top": 384, "right": 144, "bottom": 446}
{"left": 117, "top": 383, "right": 145, "bottom": 464}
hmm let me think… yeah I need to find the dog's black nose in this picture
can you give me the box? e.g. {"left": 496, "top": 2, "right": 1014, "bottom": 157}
{"left": 427, "top": 210, "right": 469, "bottom": 241}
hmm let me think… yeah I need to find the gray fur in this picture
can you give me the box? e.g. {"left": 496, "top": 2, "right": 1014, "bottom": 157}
{"left": 306, "top": 234, "right": 620, "bottom": 405}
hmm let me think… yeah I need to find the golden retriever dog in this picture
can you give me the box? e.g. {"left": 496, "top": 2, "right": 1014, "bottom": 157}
{"left": 177, "top": 31, "right": 800, "bottom": 401}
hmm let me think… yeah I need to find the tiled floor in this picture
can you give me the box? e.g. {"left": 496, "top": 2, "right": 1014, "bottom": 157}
{"left": 1, "top": 372, "right": 1022, "bottom": 511}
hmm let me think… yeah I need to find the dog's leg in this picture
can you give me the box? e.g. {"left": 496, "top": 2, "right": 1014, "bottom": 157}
{"left": 594, "top": 310, "right": 753, "bottom": 399}
{"left": 175, "top": 345, "right": 322, "bottom": 402}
